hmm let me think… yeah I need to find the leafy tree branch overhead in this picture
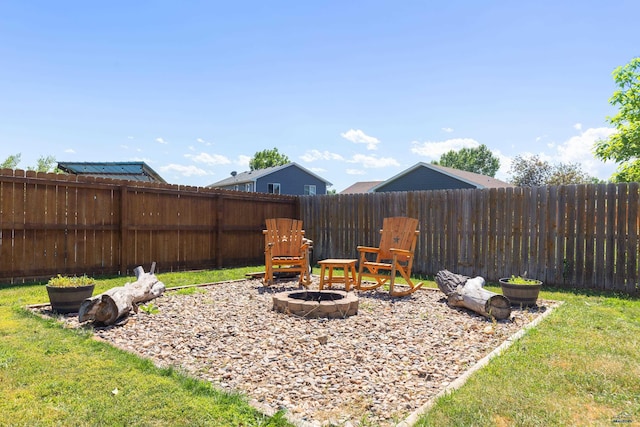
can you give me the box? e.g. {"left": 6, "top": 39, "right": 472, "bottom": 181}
{"left": 594, "top": 57, "right": 640, "bottom": 182}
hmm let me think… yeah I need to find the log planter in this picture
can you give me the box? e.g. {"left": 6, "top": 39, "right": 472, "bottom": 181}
{"left": 499, "top": 278, "right": 542, "bottom": 307}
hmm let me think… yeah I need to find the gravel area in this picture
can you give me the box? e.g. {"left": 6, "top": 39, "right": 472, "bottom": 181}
{"left": 40, "top": 277, "right": 557, "bottom": 426}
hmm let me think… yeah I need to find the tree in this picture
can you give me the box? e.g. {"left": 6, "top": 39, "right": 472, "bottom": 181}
{"left": 249, "top": 148, "right": 290, "bottom": 170}
{"left": 547, "top": 162, "right": 600, "bottom": 185}
{"left": 27, "top": 155, "right": 59, "bottom": 173}
{"left": 1, "top": 153, "right": 21, "bottom": 169}
{"left": 432, "top": 144, "right": 500, "bottom": 177}
{"left": 508, "top": 155, "right": 553, "bottom": 187}
{"left": 508, "top": 155, "right": 600, "bottom": 187}
{"left": 1, "top": 153, "right": 60, "bottom": 172}
{"left": 594, "top": 57, "right": 640, "bottom": 182}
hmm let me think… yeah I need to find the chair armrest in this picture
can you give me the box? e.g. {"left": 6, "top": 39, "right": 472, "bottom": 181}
{"left": 390, "top": 248, "right": 412, "bottom": 257}
{"left": 357, "top": 246, "right": 380, "bottom": 254}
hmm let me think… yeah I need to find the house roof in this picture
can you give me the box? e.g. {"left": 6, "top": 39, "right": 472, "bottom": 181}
{"left": 57, "top": 161, "right": 166, "bottom": 183}
{"left": 339, "top": 181, "right": 384, "bottom": 194}
{"left": 207, "top": 162, "right": 332, "bottom": 187}
{"left": 370, "top": 162, "right": 513, "bottom": 192}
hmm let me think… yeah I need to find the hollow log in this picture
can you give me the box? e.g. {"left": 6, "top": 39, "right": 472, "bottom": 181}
{"left": 447, "top": 276, "right": 511, "bottom": 320}
{"left": 78, "top": 265, "right": 165, "bottom": 325}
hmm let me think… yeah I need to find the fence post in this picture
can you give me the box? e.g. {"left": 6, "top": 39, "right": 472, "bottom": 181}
{"left": 120, "top": 185, "right": 128, "bottom": 275}
{"left": 216, "top": 196, "right": 224, "bottom": 268}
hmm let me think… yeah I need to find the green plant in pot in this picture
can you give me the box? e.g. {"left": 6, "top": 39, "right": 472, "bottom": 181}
{"left": 46, "top": 274, "right": 95, "bottom": 314}
{"left": 499, "top": 274, "right": 542, "bottom": 307}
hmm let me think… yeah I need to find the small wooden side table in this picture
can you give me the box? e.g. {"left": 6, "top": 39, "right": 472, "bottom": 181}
{"left": 318, "top": 259, "right": 358, "bottom": 291}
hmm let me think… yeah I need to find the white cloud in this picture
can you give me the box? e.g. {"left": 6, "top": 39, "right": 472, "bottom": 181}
{"left": 196, "top": 138, "right": 212, "bottom": 146}
{"left": 64, "top": 148, "right": 75, "bottom": 154}
{"left": 410, "top": 138, "right": 480, "bottom": 159}
{"left": 188, "top": 146, "right": 196, "bottom": 151}
{"left": 185, "top": 152, "right": 231, "bottom": 165}
{"left": 348, "top": 154, "right": 399, "bottom": 168}
{"left": 346, "top": 169, "right": 366, "bottom": 175}
{"left": 442, "top": 127, "right": 454, "bottom": 133}
{"left": 309, "top": 167, "right": 327, "bottom": 173}
{"left": 493, "top": 150, "right": 514, "bottom": 181}
{"left": 130, "top": 157, "right": 153, "bottom": 164}
{"left": 159, "top": 164, "right": 209, "bottom": 177}
{"left": 300, "top": 149, "right": 345, "bottom": 162}
{"left": 554, "top": 127, "right": 617, "bottom": 174}
{"left": 236, "top": 155, "right": 251, "bottom": 167}
{"left": 574, "top": 123, "right": 583, "bottom": 131}
{"left": 156, "top": 137, "right": 168, "bottom": 144}
{"left": 496, "top": 127, "right": 618, "bottom": 182}
{"left": 127, "top": 136, "right": 134, "bottom": 140}
{"left": 340, "top": 129, "right": 380, "bottom": 150}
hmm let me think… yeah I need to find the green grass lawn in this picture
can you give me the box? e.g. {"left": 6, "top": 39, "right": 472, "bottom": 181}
{"left": 1, "top": 267, "right": 639, "bottom": 426}
{"left": 416, "top": 286, "right": 640, "bottom": 427}
{"left": 0, "top": 267, "right": 291, "bottom": 427}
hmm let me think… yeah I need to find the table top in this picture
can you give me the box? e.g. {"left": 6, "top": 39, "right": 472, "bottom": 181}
{"left": 318, "top": 258, "right": 357, "bottom": 265}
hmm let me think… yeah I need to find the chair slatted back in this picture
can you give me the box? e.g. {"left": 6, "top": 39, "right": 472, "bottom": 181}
{"left": 377, "top": 216, "right": 419, "bottom": 262}
{"left": 264, "top": 218, "right": 305, "bottom": 257}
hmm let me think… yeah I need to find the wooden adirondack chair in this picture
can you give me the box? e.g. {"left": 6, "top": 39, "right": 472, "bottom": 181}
{"left": 356, "top": 216, "right": 423, "bottom": 296}
{"left": 263, "top": 218, "right": 311, "bottom": 287}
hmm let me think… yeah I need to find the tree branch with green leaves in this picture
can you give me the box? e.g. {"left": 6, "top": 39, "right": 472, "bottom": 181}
{"left": 594, "top": 57, "right": 640, "bottom": 182}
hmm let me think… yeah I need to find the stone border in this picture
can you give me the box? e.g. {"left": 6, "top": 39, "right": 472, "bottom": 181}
{"left": 272, "top": 289, "right": 359, "bottom": 318}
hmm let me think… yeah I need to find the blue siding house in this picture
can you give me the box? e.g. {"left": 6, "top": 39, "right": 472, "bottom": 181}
{"left": 207, "top": 162, "right": 332, "bottom": 195}
{"left": 345, "top": 162, "right": 512, "bottom": 193}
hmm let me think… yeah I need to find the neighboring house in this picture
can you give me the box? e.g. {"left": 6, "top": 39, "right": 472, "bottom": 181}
{"left": 339, "top": 181, "right": 384, "bottom": 194}
{"left": 57, "top": 161, "right": 167, "bottom": 183}
{"left": 207, "top": 162, "right": 332, "bottom": 196}
{"left": 345, "top": 162, "right": 513, "bottom": 193}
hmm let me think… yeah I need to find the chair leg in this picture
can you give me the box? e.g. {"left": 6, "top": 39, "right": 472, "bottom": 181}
{"left": 264, "top": 260, "right": 273, "bottom": 286}
{"left": 299, "top": 263, "right": 311, "bottom": 288}
{"left": 357, "top": 265, "right": 388, "bottom": 291}
{"left": 389, "top": 281, "right": 423, "bottom": 296}
{"left": 388, "top": 265, "right": 423, "bottom": 297}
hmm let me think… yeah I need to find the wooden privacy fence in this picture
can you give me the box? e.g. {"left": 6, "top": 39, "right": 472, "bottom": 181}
{"left": 0, "top": 169, "right": 297, "bottom": 282}
{"left": 300, "top": 183, "right": 640, "bottom": 295}
{"left": 3, "top": 169, "right": 639, "bottom": 295}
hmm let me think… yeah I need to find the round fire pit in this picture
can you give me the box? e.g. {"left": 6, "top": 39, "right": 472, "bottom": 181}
{"left": 272, "top": 290, "right": 358, "bottom": 318}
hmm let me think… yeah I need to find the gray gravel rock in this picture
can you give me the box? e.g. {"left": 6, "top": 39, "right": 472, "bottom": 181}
{"left": 47, "top": 277, "right": 555, "bottom": 426}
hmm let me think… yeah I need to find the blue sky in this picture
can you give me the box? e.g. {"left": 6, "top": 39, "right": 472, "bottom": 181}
{"left": 1, "top": 1, "right": 638, "bottom": 192}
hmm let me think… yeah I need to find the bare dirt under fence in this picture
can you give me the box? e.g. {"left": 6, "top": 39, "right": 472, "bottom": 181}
{"left": 40, "top": 278, "right": 557, "bottom": 426}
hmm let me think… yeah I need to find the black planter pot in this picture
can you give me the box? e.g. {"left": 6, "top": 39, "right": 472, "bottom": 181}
{"left": 499, "top": 278, "right": 542, "bottom": 307}
{"left": 46, "top": 284, "right": 95, "bottom": 314}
